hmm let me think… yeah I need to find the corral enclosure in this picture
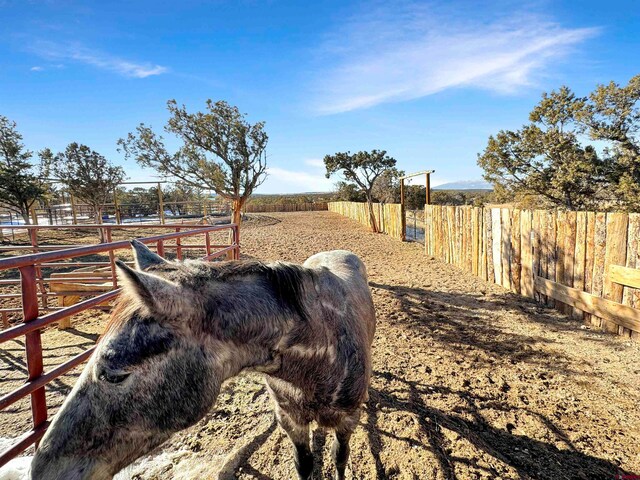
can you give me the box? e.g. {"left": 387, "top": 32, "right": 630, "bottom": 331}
{"left": 0, "top": 211, "right": 639, "bottom": 480}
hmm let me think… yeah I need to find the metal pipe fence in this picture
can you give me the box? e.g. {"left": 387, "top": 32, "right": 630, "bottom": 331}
{"left": 0, "top": 223, "right": 239, "bottom": 467}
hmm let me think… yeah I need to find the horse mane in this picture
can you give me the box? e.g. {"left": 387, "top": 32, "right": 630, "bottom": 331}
{"left": 103, "top": 292, "right": 144, "bottom": 338}
{"left": 105, "top": 260, "right": 313, "bottom": 334}
{"left": 206, "top": 260, "right": 312, "bottom": 322}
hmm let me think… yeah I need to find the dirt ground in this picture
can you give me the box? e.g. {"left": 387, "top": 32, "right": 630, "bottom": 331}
{"left": 1, "top": 211, "right": 639, "bottom": 479}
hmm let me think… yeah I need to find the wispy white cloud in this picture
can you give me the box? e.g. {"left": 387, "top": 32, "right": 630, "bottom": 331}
{"left": 261, "top": 166, "right": 333, "bottom": 193}
{"left": 311, "top": 2, "right": 599, "bottom": 114}
{"left": 304, "top": 158, "right": 325, "bottom": 168}
{"left": 29, "top": 41, "right": 168, "bottom": 78}
{"left": 30, "top": 66, "right": 44, "bottom": 71}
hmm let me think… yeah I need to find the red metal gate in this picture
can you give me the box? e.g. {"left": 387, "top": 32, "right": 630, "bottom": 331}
{"left": 0, "top": 223, "right": 239, "bottom": 467}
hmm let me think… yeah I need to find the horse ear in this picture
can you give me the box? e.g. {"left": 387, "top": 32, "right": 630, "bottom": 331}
{"left": 115, "top": 260, "right": 181, "bottom": 314}
{"left": 130, "top": 239, "right": 168, "bottom": 270}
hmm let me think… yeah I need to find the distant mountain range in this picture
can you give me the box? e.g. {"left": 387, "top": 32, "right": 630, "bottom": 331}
{"left": 433, "top": 180, "right": 493, "bottom": 190}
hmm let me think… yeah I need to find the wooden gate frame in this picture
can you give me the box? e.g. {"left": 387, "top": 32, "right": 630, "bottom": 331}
{"left": 399, "top": 170, "right": 434, "bottom": 241}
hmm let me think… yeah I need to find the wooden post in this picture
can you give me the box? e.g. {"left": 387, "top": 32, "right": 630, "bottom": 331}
{"left": 425, "top": 173, "right": 431, "bottom": 205}
{"left": 520, "top": 210, "right": 534, "bottom": 297}
{"left": 70, "top": 194, "right": 78, "bottom": 224}
{"left": 106, "top": 229, "right": 117, "bottom": 289}
{"left": 114, "top": 188, "right": 121, "bottom": 224}
{"left": 573, "top": 212, "right": 587, "bottom": 319}
{"left": 28, "top": 229, "right": 49, "bottom": 313}
{"left": 205, "top": 232, "right": 211, "bottom": 256}
{"left": 175, "top": 227, "right": 183, "bottom": 260}
{"left": 157, "top": 182, "right": 165, "bottom": 225}
{"left": 603, "top": 213, "right": 628, "bottom": 333}
{"left": 400, "top": 178, "right": 406, "bottom": 241}
{"left": 21, "top": 265, "right": 48, "bottom": 431}
{"left": 30, "top": 206, "right": 38, "bottom": 225}
{"left": 591, "top": 212, "right": 607, "bottom": 329}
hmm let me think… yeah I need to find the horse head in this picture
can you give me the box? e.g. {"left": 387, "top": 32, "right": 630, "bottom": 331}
{"left": 30, "top": 240, "right": 221, "bottom": 479}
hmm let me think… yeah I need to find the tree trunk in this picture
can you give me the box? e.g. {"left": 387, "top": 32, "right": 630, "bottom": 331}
{"left": 20, "top": 211, "right": 31, "bottom": 225}
{"left": 232, "top": 199, "right": 243, "bottom": 225}
{"left": 227, "top": 198, "right": 244, "bottom": 259}
{"left": 95, "top": 206, "right": 107, "bottom": 243}
{"left": 562, "top": 190, "right": 574, "bottom": 210}
{"left": 366, "top": 196, "right": 379, "bottom": 233}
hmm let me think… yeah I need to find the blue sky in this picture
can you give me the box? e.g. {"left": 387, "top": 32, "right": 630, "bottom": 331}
{"left": 1, "top": 0, "right": 639, "bottom": 193}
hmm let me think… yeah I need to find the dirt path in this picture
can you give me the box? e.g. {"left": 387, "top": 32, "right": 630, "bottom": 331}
{"left": 2, "top": 212, "right": 639, "bottom": 479}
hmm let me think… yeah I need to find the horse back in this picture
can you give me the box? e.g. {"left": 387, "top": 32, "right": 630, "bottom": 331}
{"left": 303, "top": 250, "right": 376, "bottom": 346}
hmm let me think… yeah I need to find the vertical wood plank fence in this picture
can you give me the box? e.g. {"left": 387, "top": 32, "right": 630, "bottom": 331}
{"left": 425, "top": 205, "right": 640, "bottom": 340}
{"left": 328, "top": 202, "right": 403, "bottom": 240}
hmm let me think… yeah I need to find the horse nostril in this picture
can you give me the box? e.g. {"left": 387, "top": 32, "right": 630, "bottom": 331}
{"left": 98, "top": 366, "right": 131, "bottom": 384}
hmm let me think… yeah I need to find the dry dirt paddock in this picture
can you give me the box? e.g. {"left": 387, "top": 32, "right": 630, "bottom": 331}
{"left": 2, "top": 211, "right": 640, "bottom": 479}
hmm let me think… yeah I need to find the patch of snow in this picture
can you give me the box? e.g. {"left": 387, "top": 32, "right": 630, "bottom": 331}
{"left": 0, "top": 438, "right": 218, "bottom": 480}
{"left": 0, "top": 439, "right": 30, "bottom": 480}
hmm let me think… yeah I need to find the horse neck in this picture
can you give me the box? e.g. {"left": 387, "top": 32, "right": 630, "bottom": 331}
{"left": 199, "top": 276, "right": 300, "bottom": 379}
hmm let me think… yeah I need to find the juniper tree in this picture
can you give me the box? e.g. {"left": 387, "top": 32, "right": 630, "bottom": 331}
{"left": 324, "top": 150, "right": 398, "bottom": 232}
{"left": 119, "top": 100, "right": 268, "bottom": 230}
{"left": 0, "top": 116, "right": 48, "bottom": 224}
{"left": 579, "top": 74, "right": 640, "bottom": 210}
{"left": 479, "top": 76, "right": 640, "bottom": 211}
{"left": 478, "top": 87, "right": 604, "bottom": 210}
{"left": 52, "top": 143, "right": 125, "bottom": 238}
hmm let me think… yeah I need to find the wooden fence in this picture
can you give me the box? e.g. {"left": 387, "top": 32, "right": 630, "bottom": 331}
{"left": 244, "top": 202, "right": 328, "bottom": 213}
{"left": 425, "top": 205, "right": 640, "bottom": 340}
{"left": 328, "top": 202, "right": 403, "bottom": 240}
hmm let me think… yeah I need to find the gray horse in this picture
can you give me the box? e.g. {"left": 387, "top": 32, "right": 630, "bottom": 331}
{"left": 30, "top": 240, "right": 376, "bottom": 480}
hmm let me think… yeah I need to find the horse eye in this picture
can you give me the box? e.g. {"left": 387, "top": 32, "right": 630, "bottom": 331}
{"left": 98, "top": 366, "right": 131, "bottom": 384}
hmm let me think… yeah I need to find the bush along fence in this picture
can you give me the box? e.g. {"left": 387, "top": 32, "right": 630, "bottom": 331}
{"left": 425, "top": 205, "right": 640, "bottom": 340}
{"left": 328, "top": 201, "right": 403, "bottom": 240}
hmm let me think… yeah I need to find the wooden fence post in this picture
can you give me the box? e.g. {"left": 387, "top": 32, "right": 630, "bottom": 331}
{"left": 113, "top": 188, "right": 121, "bottom": 224}
{"left": 520, "top": 210, "right": 534, "bottom": 298}
{"left": 603, "top": 213, "right": 628, "bottom": 333}
{"left": 511, "top": 209, "right": 521, "bottom": 294}
{"left": 573, "top": 212, "right": 587, "bottom": 319}
{"left": 485, "top": 208, "right": 494, "bottom": 284}
{"left": 400, "top": 179, "right": 406, "bottom": 241}
{"left": 30, "top": 206, "right": 38, "bottom": 225}
{"left": 157, "top": 182, "right": 165, "bottom": 225}
{"left": 70, "top": 195, "right": 78, "bottom": 224}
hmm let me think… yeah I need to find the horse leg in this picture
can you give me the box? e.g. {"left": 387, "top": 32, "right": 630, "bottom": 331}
{"left": 276, "top": 407, "right": 313, "bottom": 480}
{"left": 332, "top": 410, "right": 360, "bottom": 480}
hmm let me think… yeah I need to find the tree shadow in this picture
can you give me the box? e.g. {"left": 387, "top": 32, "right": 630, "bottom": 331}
{"left": 369, "top": 281, "right": 621, "bottom": 376}
{"left": 365, "top": 370, "right": 630, "bottom": 479}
